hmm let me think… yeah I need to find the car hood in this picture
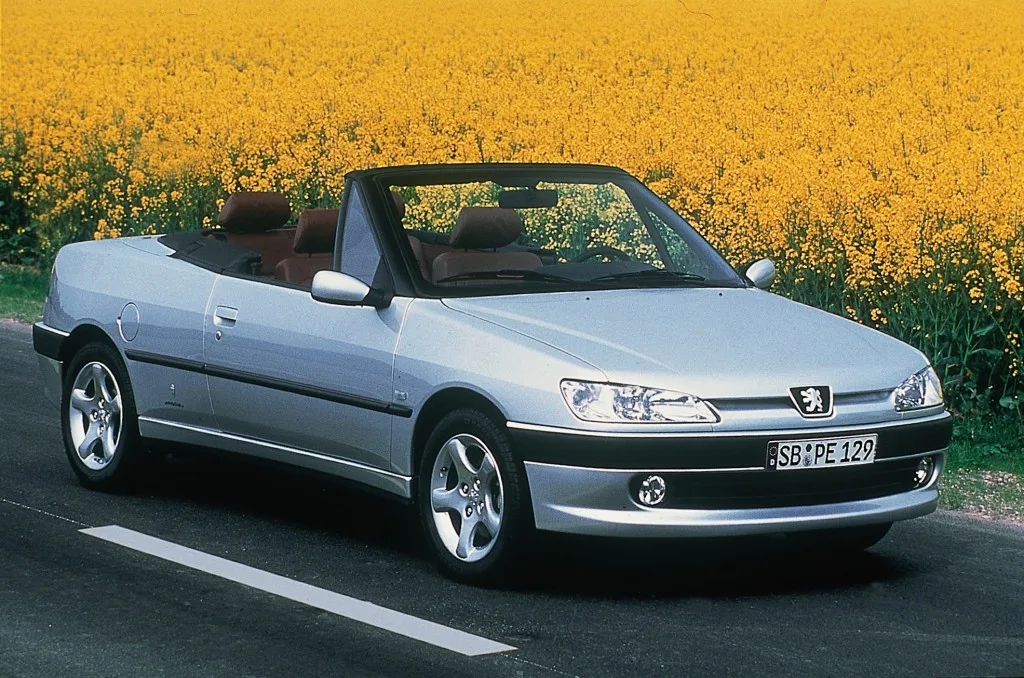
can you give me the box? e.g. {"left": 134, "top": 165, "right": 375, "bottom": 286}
{"left": 442, "top": 288, "right": 928, "bottom": 399}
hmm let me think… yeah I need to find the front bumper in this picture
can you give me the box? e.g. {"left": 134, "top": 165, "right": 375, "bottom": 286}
{"left": 513, "top": 413, "right": 951, "bottom": 537}
{"left": 524, "top": 459, "right": 942, "bottom": 537}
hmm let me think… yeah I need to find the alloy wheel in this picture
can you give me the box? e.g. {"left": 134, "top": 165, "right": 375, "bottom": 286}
{"left": 67, "top": 361, "right": 123, "bottom": 471}
{"left": 429, "top": 434, "right": 504, "bottom": 563}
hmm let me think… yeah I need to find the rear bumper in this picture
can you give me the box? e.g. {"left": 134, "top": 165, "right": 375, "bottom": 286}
{"left": 37, "top": 355, "right": 63, "bottom": 408}
{"left": 33, "top": 323, "right": 67, "bottom": 409}
{"left": 524, "top": 457, "right": 943, "bottom": 537}
{"left": 32, "top": 322, "right": 66, "bottom": 360}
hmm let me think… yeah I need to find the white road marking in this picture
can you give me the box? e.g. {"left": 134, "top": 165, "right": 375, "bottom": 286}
{"left": 81, "top": 525, "right": 516, "bottom": 656}
{"left": 1, "top": 497, "right": 91, "bottom": 527}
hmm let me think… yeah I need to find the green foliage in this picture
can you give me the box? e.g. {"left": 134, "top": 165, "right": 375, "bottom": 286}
{"left": 941, "top": 413, "right": 1024, "bottom": 520}
{"left": 0, "top": 128, "right": 41, "bottom": 266}
{"left": 0, "top": 264, "right": 49, "bottom": 322}
{"left": 945, "top": 414, "right": 1024, "bottom": 474}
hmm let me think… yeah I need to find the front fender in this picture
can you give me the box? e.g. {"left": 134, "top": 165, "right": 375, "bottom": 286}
{"left": 390, "top": 298, "right": 607, "bottom": 475}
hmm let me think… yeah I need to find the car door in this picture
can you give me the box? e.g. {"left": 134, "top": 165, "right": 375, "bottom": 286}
{"left": 204, "top": 185, "right": 408, "bottom": 471}
{"left": 117, "top": 239, "right": 220, "bottom": 432}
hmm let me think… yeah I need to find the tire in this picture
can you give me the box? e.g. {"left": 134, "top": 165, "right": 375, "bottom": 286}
{"left": 786, "top": 521, "right": 893, "bottom": 554}
{"left": 61, "top": 341, "right": 147, "bottom": 491}
{"left": 417, "top": 408, "right": 532, "bottom": 586}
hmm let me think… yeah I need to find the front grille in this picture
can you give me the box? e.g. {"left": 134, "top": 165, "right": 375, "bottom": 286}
{"left": 634, "top": 456, "right": 923, "bottom": 510}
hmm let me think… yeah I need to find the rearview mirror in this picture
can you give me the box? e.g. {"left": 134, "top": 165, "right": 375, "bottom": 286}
{"left": 498, "top": 188, "right": 558, "bottom": 209}
{"left": 311, "top": 270, "right": 389, "bottom": 308}
{"left": 745, "top": 258, "right": 776, "bottom": 289}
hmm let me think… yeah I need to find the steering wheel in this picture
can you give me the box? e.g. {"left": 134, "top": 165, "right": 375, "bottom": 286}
{"left": 569, "top": 246, "right": 632, "bottom": 263}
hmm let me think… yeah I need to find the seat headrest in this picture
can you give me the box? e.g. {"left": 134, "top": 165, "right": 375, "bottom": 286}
{"left": 217, "top": 192, "right": 291, "bottom": 233}
{"left": 450, "top": 207, "right": 523, "bottom": 249}
{"left": 293, "top": 209, "right": 339, "bottom": 254}
{"left": 391, "top": 191, "right": 406, "bottom": 220}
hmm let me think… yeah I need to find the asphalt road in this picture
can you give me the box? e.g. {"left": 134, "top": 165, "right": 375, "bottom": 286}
{"left": 2, "top": 321, "right": 1024, "bottom": 678}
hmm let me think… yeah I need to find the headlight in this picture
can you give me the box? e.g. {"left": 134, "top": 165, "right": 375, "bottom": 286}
{"left": 560, "top": 380, "right": 719, "bottom": 423}
{"left": 894, "top": 366, "right": 944, "bottom": 411}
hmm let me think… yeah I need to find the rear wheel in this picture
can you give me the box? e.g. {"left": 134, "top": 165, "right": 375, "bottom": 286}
{"left": 418, "top": 408, "right": 531, "bottom": 586}
{"left": 786, "top": 522, "right": 893, "bottom": 553}
{"left": 61, "top": 342, "right": 146, "bottom": 490}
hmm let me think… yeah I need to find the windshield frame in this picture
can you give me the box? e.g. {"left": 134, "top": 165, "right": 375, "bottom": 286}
{"left": 359, "top": 163, "right": 748, "bottom": 299}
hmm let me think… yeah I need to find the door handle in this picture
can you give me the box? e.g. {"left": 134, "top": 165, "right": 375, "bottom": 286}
{"left": 213, "top": 306, "right": 238, "bottom": 327}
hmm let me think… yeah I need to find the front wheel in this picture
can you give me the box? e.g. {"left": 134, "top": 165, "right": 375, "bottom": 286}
{"left": 418, "top": 409, "right": 532, "bottom": 586}
{"left": 786, "top": 522, "right": 893, "bottom": 554}
{"left": 61, "top": 341, "right": 147, "bottom": 490}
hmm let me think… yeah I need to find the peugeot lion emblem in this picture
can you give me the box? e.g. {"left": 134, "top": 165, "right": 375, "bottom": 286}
{"left": 788, "top": 385, "right": 834, "bottom": 418}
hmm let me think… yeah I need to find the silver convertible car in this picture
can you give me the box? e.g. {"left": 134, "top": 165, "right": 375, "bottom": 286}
{"left": 34, "top": 163, "right": 952, "bottom": 584}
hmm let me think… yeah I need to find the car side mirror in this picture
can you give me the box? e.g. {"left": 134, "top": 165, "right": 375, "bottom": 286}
{"left": 745, "top": 258, "right": 776, "bottom": 289}
{"left": 311, "top": 270, "right": 390, "bottom": 308}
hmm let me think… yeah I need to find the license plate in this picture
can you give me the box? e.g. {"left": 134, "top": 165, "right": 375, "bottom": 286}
{"left": 766, "top": 434, "right": 878, "bottom": 471}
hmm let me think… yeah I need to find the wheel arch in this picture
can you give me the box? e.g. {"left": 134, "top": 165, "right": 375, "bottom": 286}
{"left": 411, "top": 387, "right": 508, "bottom": 477}
{"left": 59, "top": 323, "right": 120, "bottom": 373}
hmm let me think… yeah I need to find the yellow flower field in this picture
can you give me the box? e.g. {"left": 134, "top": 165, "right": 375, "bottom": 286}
{"left": 1, "top": 0, "right": 1022, "bottom": 410}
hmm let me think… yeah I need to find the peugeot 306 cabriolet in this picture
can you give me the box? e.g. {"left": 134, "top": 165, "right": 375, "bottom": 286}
{"left": 34, "top": 163, "right": 951, "bottom": 584}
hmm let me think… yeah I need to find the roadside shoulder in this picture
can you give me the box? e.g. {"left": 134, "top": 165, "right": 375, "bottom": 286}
{"left": 933, "top": 507, "right": 1024, "bottom": 535}
{"left": 939, "top": 468, "right": 1024, "bottom": 529}
{"left": 0, "top": 318, "right": 32, "bottom": 333}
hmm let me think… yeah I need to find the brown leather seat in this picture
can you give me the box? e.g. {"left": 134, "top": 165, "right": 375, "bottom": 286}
{"left": 216, "top": 192, "right": 295, "bottom": 275}
{"left": 274, "top": 209, "right": 338, "bottom": 287}
{"left": 275, "top": 192, "right": 403, "bottom": 286}
{"left": 407, "top": 235, "right": 456, "bottom": 281}
{"left": 407, "top": 236, "right": 430, "bottom": 279}
{"left": 431, "top": 207, "right": 541, "bottom": 283}
{"left": 391, "top": 190, "right": 406, "bottom": 220}
{"left": 395, "top": 191, "right": 462, "bottom": 281}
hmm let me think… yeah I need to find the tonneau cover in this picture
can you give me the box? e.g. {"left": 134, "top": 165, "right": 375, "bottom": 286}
{"left": 158, "top": 231, "right": 262, "bottom": 275}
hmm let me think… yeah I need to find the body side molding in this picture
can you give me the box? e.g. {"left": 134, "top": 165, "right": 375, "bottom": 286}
{"left": 125, "top": 349, "right": 412, "bottom": 417}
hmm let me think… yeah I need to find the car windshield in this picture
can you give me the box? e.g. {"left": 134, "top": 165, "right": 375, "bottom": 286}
{"left": 388, "top": 173, "right": 745, "bottom": 292}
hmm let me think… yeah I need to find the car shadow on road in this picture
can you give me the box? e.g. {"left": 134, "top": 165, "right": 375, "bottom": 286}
{"left": 515, "top": 532, "right": 918, "bottom": 598}
{"left": 137, "top": 449, "right": 424, "bottom": 558}
{"left": 136, "top": 449, "right": 920, "bottom": 599}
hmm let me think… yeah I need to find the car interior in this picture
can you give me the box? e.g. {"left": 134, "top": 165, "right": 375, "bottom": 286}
{"left": 167, "top": 189, "right": 561, "bottom": 289}
{"left": 160, "top": 171, "right": 724, "bottom": 293}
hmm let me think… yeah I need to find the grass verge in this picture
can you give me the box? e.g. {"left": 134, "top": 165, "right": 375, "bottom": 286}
{"left": 940, "top": 414, "right": 1024, "bottom": 523}
{"left": 0, "top": 264, "right": 48, "bottom": 323}
{"left": 1, "top": 264, "right": 1022, "bottom": 521}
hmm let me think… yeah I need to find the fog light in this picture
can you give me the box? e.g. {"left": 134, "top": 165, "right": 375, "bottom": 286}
{"left": 638, "top": 475, "right": 667, "bottom": 506}
{"left": 914, "top": 457, "right": 935, "bottom": 487}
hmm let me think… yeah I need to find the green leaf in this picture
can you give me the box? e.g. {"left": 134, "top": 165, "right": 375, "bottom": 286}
{"left": 973, "top": 323, "right": 996, "bottom": 337}
{"left": 970, "top": 348, "right": 1006, "bottom": 359}
{"left": 999, "top": 395, "right": 1019, "bottom": 410}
